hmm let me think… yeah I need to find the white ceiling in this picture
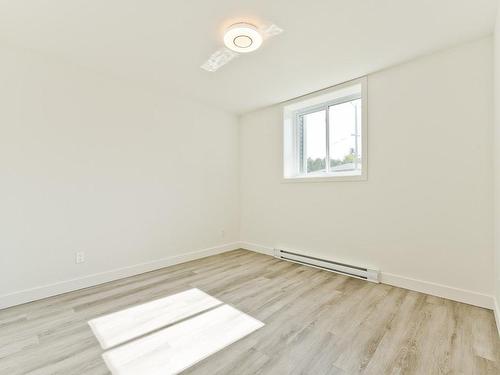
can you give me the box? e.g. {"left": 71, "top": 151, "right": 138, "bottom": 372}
{"left": 0, "top": 0, "right": 496, "bottom": 114}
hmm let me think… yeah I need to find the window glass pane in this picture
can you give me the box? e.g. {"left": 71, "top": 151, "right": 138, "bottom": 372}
{"left": 329, "top": 99, "right": 361, "bottom": 172}
{"left": 299, "top": 110, "right": 326, "bottom": 174}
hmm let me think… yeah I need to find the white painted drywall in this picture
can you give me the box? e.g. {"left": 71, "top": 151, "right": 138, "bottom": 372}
{"left": 0, "top": 45, "right": 240, "bottom": 298}
{"left": 494, "top": 2, "right": 500, "bottom": 323}
{"left": 240, "top": 37, "right": 494, "bottom": 297}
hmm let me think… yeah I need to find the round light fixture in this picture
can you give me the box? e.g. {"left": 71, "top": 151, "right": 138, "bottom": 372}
{"left": 223, "top": 23, "right": 263, "bottom": 53}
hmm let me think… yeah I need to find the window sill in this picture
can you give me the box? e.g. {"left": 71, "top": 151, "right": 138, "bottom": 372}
{"left": 282, "top": 172, "right": 366, "bottom": 183}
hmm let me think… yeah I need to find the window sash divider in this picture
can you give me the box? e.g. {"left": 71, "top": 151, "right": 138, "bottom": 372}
{"left": 325, "top": 105, "right": 330, "bottom": 174}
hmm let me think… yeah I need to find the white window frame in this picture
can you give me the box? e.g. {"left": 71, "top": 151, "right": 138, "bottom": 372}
{"left": 283, "top": 77, "right": 368, "bottom": 182}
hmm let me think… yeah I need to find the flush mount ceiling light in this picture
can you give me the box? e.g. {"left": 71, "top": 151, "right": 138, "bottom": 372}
{"left": 201, "top": 23, "right": 283, "bottom": 72}
{"left": 223, "top": 23, "right": 263, "bottom": 53}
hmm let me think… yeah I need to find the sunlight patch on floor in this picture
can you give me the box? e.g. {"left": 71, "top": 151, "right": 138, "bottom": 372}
{"left": 88, "top": 288, "right": 264, "bottom": 375}
{"left": 88, "top": 288, "right": 222, "bottom": 349}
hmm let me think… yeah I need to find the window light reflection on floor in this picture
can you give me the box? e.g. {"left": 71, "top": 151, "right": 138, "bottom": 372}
{"left": 88, "top": 288, "right": 264, "bottom": 375}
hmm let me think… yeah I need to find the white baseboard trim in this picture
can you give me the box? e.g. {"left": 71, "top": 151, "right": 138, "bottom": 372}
{"left": 239, "top": 241, "right": 494, "bottom": 309}
{"left": 0, "top": 242, "right": 240, "bottom": 310}
{"left": 380, "top": 272, "right": 494, "bottom": 309}
{"left": 494, "top": 298, "right": 500, "bottom": 337}
{"left": 238, "top": 241, "right": 274, "bottom": 256}
{"left": 2, "top": 240, "right": 495, "bottom": 312}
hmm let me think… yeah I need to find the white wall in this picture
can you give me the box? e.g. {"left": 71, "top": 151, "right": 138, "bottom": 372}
{"left": 494, "top": 3, "right": 500, "bottom": 325}
{"left": 0, "top": 46, "right": 240, "bottom": 305}
{"left": 240, "top": 37, "right": 494, "bottom": 307}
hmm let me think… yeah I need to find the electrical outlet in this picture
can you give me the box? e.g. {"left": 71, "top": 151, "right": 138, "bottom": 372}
{"left": 221, "top": 230, "right": 226, "bottom": 238}
{"left": 75, "top": 251, "right": 85, "bottom": 264}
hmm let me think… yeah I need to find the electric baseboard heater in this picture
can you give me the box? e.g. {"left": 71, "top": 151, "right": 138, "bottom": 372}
{"left": 274, "top": 248, "right": 379, "bottom": 283}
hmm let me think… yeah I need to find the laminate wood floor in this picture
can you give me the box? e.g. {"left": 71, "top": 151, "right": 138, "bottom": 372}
{"left": 0, "top": 249, "right": 498, "bottom": 374}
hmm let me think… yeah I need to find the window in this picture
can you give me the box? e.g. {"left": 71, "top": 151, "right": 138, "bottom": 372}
{"left": 283, "top": 77, "right": 367, "bottom": 181}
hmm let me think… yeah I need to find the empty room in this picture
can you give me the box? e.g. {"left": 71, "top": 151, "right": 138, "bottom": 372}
{"left": 1, "top": 1, "right": 500, "bottom": 374}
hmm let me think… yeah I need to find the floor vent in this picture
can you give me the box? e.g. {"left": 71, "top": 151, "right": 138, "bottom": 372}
{"left": 274, "top": 248, "right": 379, "bottom": 283}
